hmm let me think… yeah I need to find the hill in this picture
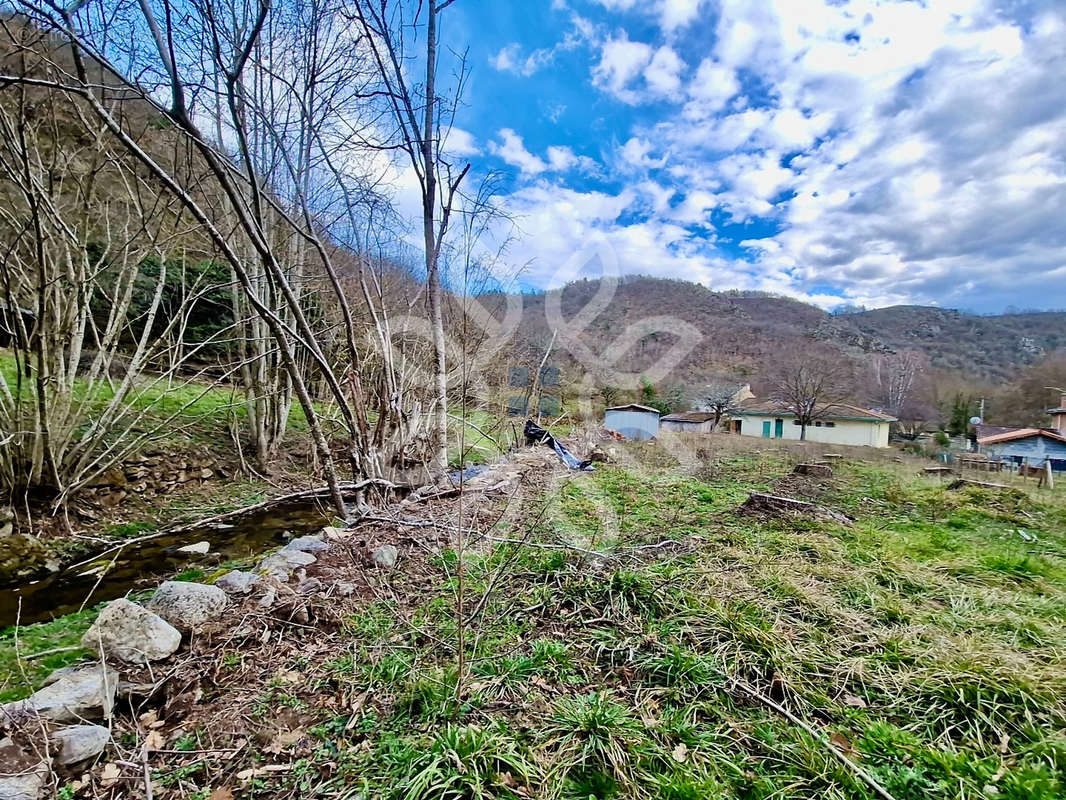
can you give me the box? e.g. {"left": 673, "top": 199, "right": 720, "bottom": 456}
{"left": 491, "top": 277, "right": 1064, "bottom": 387}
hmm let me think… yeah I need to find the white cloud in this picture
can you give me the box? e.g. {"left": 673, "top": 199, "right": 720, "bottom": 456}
{"left": 442, "top": 127, "right": 479, "bottom": 158}
{"left": 490, "top": 129, "right": 547, "bottom": 175}
{"left": 490, "top": 43, "right": 554, "bottom": 77}
{"left": 659, "top": 0, "right": 703, "bottom": 32}
{"left": 490, "top": 130, "right": 600, "bottom": 177}
{"left": 592, "top": 33, "right": 654, "bottom": 103}
{"left": 644, "top": 46, "right": 685, "bottom": 98}
{"left": 488, "top": 0, "right": 1066, "bottom": 311}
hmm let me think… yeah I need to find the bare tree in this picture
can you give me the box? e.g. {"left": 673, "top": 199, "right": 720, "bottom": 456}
{"left": 347, "top": 0, "right": 472, "bottom": 472}
{"left": 870, "top": 349, "right": 926, "bottom": 418}
{"left": 697, "top": 378, "right": 742, "bottom": 431}
{"left": 770, "top": 350, "right": 852, "bottom": 441}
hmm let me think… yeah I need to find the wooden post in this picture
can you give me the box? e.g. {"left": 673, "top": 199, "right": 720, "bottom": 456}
{"left": 1042, "top": 459, "right": 1054, "bottom": 490}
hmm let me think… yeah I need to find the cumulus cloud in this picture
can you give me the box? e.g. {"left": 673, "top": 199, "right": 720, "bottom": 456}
{"left": 490, "top": 130, "right": 600, "bottom": 177}
{"left": 489, "top": 0, "right": 1066, "bottom": 311}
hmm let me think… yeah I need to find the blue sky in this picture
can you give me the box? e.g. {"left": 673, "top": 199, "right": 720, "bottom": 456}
{"left": 425, "top": 0, "right": 1066, "bottom": 312}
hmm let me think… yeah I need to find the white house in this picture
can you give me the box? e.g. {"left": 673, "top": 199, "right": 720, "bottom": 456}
{"left": 731, "top": 400, "right": 896, "bottom": 448}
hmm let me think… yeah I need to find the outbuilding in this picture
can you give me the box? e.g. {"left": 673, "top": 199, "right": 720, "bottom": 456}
{"left": 661, "top": 411, "right": 720, "bottom": 434}
{"left": 604, "top": 404, "right": 661, "bottom": 441}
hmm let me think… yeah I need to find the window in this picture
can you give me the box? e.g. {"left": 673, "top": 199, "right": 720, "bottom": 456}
{"left": 793, "top": 420, "right": 801, "bottom": 425}
{"left": 826, "top": 422, "right": 836, "bottom": 428}
{"left": 815, "top": 421, "right": 823, "bottom": 427}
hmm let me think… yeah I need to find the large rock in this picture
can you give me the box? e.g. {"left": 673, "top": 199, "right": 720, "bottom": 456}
{"left": 214, "top": 570, "right": 261, "bottom": 594}
{"left": 284, "top": 534, "right": 329, "bottom": 553}
{"left": 370, "top": 544, "right": 399, "bottom": 569}
{"left": 51, "top": 724, "right": 110, "bottom": 765}
{"left": 81, "top": 599, "right": 181, "bottom": 664}
{"left": 1, "top": 662, "right": 117, "bottom": 723}
{"left": 146, "top": 581, "right": 228, "bottom": 631}
{"left": 0, "top": 763, "right": 49, "bottom": 800}
{"left": 257, "top": 548, "right": 316, "bottom": 581}
{"left": 175, "top": 541, "right": 210, "bottom": 555}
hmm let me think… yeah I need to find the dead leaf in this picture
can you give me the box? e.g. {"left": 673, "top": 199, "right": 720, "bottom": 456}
{"left": 829, "top": 732, "right": 857, "bottom": 758}
{"left": 842, "top": 694, "right": 867, "bottom": 708}
{"left": 237, "top": 764, "right": 291, "bottom": 781}
{"left": 144, "top": 730, "right": 166, "bottom": 751}
{"left": 672, "top": 743, "right": 688, "bottom": 763}
{"left": 208, "top": 789, "right": 234, "bottom": 800}
{"left": 100, "top": 762, "right": 122, "bottom": 788}
{"left": 265, "top": 728, "right": 305, "bottom": 755}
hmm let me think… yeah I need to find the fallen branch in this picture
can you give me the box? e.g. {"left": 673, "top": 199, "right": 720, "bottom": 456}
{"left": 731, "top": 678, "right": 897, "bottom": 800}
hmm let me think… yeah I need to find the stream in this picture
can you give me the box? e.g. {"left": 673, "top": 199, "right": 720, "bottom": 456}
{"left": 0, "top": 503, "right": 332, "bottom": 628}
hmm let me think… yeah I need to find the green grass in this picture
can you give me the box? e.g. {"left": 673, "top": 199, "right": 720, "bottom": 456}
{"left": 0, "top": 607, "right": 96, "bottom": 702}
{"left": 6, "top": 441, "right": 1064, "bottom": 799}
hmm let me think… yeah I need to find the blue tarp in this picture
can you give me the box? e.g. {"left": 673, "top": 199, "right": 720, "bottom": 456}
{"left": 523, "top": 420, "right": 595, "bottom": 471}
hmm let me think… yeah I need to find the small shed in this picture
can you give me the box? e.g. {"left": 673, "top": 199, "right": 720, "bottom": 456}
{"left": 661, "top": 411, "right": 720, "bottom": 434}
{"left": 604, "top": 404, "right": 660, "bottom": 441}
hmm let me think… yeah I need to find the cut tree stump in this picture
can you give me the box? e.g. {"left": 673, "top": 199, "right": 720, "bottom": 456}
{"left": 742, "top": 492, "right": 853, "bottom": 526}
{"left": 794, "top": 463, "right": 833, "bottom": 478}
{"left": 946, "top": 479, "right": 1010, "bottom": 491}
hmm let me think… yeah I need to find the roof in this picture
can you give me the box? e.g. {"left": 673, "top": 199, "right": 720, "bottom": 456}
{"left": 605, "top": 404, "right": 661, "bottom": 415}
{"left": 731, "top": 399, "right": 897, "bottom": 423}
{"left": 975, "top": 424, "right": 1023, "bottom": 439}
{"left": 1048, "top": 407, "right": 1066, "bottom": 415}
{"left": 977, "top": 427, "right": 1066, "bottom": 445}
{"left": 662, "top": 411, "right": 719, "bottom": 423}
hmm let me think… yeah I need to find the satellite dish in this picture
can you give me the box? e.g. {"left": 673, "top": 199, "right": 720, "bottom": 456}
{"left": 970, "top": 416, "right": 982, "bottom": 425}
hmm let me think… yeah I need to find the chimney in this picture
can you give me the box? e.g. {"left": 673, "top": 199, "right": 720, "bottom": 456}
{"left": 1053, "top": 393, "right": 1066, "bottom": 435}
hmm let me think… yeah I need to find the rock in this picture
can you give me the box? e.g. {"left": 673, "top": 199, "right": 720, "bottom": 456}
{"left": 284, "top": 534, "right": 329, "bottom": 553}
{"left": 2, "top": 662, "right": 117, "bottom": 723}
{"left": 81, "top": 599, "right": 181, "bottom": 664}
{"left": 214, "top": 570, "right": 261, "bottom": 594}
{"left": 335, "top": 582, "right": 357, "bottom": 597}
{"left": 176, "top": 541, "right": 210, "bottom": 555}
{"left": 587, "top": 446, "right": 609, "bottom": 463}
{"left": 296, "top": 577, "right": 322, "bottom": 595}
{"left": 0, "top": 763, "right": 49, "bottom": 800}
{"left": 370, "top": 544, "right": 399, "bottom": 569}
{"left": 0, "top": 534, "right": 49, "bottom": 583}
{"left": 321, "top": 526, "right": 348, "bottom": 541}
{"left": 256, "top": 588, "right": 277, "bottom": 608}
{"left": 257, "top": 549, "right": 316, "bottom": 581}
{"left": 51, "top": 724, "right": 110, "bottom": 765}
{"left": 146, "top": 581, "right": 228, "bottom": 631}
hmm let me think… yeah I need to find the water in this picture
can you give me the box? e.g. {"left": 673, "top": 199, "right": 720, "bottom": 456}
{"left": 0, "top": 504, "right": 331, "bottom": 627}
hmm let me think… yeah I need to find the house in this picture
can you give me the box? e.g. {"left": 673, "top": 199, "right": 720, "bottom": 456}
{"left": 731, "top": 399, "right": 896, "bottom": 448}
{"left": 976, "top": 394, "right": 1066, "bottom": 472}
{"left": 604, "top": 404, "right": 661, "bottom": 440}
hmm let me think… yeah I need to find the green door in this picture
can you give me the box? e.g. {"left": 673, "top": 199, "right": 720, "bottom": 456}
{"left": 774, "top": 419, "right": 784, "bottom": 438}
{"left": 762, "top": 421, "right": 772, "bottom": 438}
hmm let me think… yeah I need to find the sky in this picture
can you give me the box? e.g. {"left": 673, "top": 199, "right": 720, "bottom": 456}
{"left": 430, "top": 0, "right": 1066, "bottom": 313}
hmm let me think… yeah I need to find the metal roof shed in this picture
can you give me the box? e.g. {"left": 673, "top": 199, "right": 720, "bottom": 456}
{"left": 604, "top": 404, "right": 661, "bottom": 441}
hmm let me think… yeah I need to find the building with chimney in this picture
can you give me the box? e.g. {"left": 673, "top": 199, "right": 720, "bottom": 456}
{"left": 975, "top": 393, "right": 1066, "bottom": 472}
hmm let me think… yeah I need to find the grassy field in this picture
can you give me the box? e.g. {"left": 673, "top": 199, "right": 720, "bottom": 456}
{"left": 316, "top": 444, "right": 1064, "bottom": 800}
{"left": 19, "top": 437, "right": 1055, "bottom": 799}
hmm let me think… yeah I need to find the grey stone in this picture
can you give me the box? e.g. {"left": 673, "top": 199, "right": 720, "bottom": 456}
{"left": 146, "top": 581, "right": 228, "bottom": 631}
{"left": 296, "top": 577, "right": 322, "bottom": 595}
{"left": 51, "top": 724, "right": 110, "bottom": 765}
{"left": 81, "top": 599, "right": 181, "bottom": 664}
{"left": 370, "top": 544, "right": 399, "bottom": 569}
{"left": 335, "top": 582, "right": 357, "bottom": 597}
{"left": 176, "top": 541, "right": 210, "bottom": 555}
{"left": 257, "top": 548, "right": 316, "bottom": 581}
{"left": 0, "top": 763, "right": 48, "bottom": 800}
{"left": 214, "top": 570, "right": 261, "bottom": 594}
{"left": 284, "top": 534, "right": 329, "bottom": 553}
{"left": 2, "top": 662, "right": 117, "bottom": 723}
{"left": 256, "top": 588, "right": 277, "bottom": 608}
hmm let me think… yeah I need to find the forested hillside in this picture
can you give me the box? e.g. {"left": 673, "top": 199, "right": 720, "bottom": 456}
{"left": 490, "top": 276, "right": 1065, "bottom": 388}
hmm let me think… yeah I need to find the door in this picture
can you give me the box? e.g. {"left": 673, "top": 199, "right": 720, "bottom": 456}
{"left": 762, "top": 421, "right": 772, "bottom": 438}
{"left": 774, "top": 419, "right": 784, "bottom": 438}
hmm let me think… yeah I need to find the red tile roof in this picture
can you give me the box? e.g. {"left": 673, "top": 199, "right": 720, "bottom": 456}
{"left": 977, "top": 427, "right": 1066, "bottom": 445}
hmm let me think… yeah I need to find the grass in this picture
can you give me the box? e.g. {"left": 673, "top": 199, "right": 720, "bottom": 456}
{"left": 0, "top": 607, "right": 95, "bottom": 702}
{"left": 6, "top": 437, "right": 1066, "bottom": 799}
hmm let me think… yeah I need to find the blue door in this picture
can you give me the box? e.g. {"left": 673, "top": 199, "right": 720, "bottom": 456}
{"left": 774, "top": 419, "right": 784, "bottom": 438}
{"left": 762, "top": 421, "right": 772, "bottom": 438}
